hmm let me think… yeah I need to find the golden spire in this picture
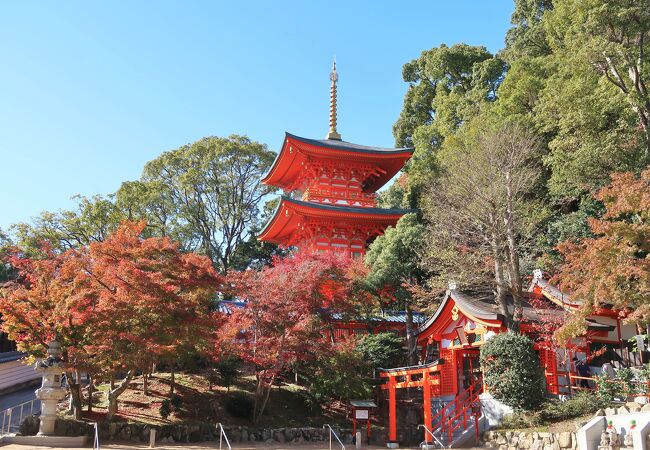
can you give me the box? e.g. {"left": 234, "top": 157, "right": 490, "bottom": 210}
{"left": 326, "top": 58, "right": 342, "bottom": 140}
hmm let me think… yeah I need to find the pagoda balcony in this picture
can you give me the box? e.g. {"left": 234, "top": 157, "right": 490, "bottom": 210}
{"left": 302, "top": 187, "right": 377, "bottom": 207}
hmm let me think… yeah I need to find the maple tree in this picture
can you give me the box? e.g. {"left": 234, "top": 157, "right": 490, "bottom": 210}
{"left": 0, "top": 222, "right": 221, "bottom": 420}
{"left": 553, "top": 169, "right": 650, "bottom": 342}
{"left": 218, "top": 251, "right": 368, "bottom": 423}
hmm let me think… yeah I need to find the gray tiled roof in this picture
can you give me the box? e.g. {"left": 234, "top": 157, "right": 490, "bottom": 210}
{"left": 216, "top": 301, "right": 426, "bottom": 324}
{"left": 327, "top": 310, "right": 427, "bottom": 324}
{"left": 286, "top": 133, "right": 413, "bottom": 155}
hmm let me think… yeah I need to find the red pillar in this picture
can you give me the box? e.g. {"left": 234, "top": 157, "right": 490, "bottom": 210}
{"left": 423, "top": 370, "right": 432, "bottom": 442}
{"left": 389, "top": 376, "right": 397, "bottom": 442}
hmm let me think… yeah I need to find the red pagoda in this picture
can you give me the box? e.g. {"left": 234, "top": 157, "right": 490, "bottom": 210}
{"left": 259, "top": 61, "right": 413, "bottom": 256}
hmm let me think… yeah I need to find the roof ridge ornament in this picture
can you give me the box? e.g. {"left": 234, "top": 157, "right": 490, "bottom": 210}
{"left": 326, "top": 58, "right": 342, "bottom": 141}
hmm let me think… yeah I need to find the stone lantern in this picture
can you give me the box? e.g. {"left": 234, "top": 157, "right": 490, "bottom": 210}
{"left": 34, "top": 340, "right": 66, "bottom": 436}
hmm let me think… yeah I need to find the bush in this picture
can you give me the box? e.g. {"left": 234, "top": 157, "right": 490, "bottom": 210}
{"left": 305, "top": 340, "right": 372, "bottom": 402}
{"left": 480, "top": 332, "right": 545, "bottom": 411}
{"left": 596, "top": 367, "right": 635, "bottom": 403}
{"left": 537, "top": 392, "right": 604, "bottom": 423}
{"left": 170, "top": 393, "right": 183, "bottom": 411}
{"left": 356, "top": 332, "right": 404, "bottom": 369}
{"left": 215, "top": 356, "right": 240, "bottom": 391}
{"left": 159, "top": 399, "right": 172, "bottom": 419}
{"left": 495, "top": 392, "right": 604, "bottom": 429}
{"left": 225, "top": 392, "right": 254, "bottom": 419}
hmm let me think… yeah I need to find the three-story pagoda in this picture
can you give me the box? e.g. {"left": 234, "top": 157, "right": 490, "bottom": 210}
{"left": 259, "top": 62, "right": 413, "bottom": 256}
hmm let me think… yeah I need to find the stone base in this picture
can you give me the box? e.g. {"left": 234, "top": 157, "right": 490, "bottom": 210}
{"left": 3, "top": 434, "right": 87, "bottom": 447}
{"left": 386, "top": 442, "right": 399, "bottom": 448}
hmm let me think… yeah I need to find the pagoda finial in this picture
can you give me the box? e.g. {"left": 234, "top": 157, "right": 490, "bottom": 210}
{"left": 327, "top": 58, "right": 342, "bottom": 141}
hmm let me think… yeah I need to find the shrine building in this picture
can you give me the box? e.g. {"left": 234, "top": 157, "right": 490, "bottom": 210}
{"left": 258, "top": 61, "right": 413, "bottom": 257}
{"left": 378, "top": 271, "right": 640, "bottom": 447}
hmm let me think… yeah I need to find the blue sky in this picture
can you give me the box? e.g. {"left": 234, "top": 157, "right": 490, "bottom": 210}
{"left": 0, "top": 1, "right": 514, "bottom": 231}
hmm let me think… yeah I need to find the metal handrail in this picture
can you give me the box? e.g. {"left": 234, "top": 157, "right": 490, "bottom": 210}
{"left": 92, "top": 422, "right": 100, "bottom": 450}
{"left": 216, "top": 423, "right": 232, "bottom": 450}
{"left": 0, "top": 398, "right": 41, "bottom": 436}
{"left": 418, "top": 424, "right": 446, "bottom": 449}
{"left": 323, "top": 424, "right": 346, "bottom": 450}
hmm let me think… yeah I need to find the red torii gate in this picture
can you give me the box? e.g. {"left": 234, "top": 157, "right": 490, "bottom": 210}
{"left": 379, "top": 362, "right": 442, "bottom": 443}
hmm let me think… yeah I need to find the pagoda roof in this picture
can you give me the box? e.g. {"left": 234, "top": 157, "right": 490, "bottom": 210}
{"left": 262, "top": 133, "right": 414, "bottom": 192}
{"left": 258, "top": 196, "right": 411, "bottom": 245}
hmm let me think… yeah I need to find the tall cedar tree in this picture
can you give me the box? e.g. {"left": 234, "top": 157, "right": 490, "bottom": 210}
{"left": 0, "top": 222, "right": 221, "bottom": 420}
{"left": 218, "top": 252, "right": 368, "bottom": 423}
{"left": 554, "top": 169, "right": 650, "bottom": 343}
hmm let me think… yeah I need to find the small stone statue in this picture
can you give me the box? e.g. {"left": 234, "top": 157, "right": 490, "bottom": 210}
{"left": 599, "top": 430, "right": 610, "bottom": 448}
{"left": 623, "top": 432, "right": 633, "bottom": 448}
{"left": 607, "top": 423, "right": 619, "bottom": 447}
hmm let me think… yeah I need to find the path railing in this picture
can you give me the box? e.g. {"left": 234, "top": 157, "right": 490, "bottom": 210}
{"left": 216, "top": 422, "right": 232, "bottom": 450}
{"left": 0, "top": 398, "right": 41, "bottom": 435}
{"left": 323, "top": 424, "right": 346, "bottom": 450}
{"left": 418, "top": 423, "right": 446, "bottom": 449}
{"left": 92, "top": 422, "right": 100, "bottom": 450}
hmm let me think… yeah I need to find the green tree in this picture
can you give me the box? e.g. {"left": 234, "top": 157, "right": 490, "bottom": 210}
{"left": 392, "top": 44, "right": 506, "bottom": 208}
{"left": 502, "top": 0, "right": 554, "bottom": 62}
{"left": 129, "top": 135, "right": 276, "bottom": 272}
{"left": 356, "top": 332, "right": 405, "bottom": 370}
{"left": 11, "top": 195, "right": 123, "bottom": 255}
{"left": 365, "top": 214, "right": 427, "bottom": 364}
{"left": 545, "top": 0, "right": 650, "bottom": 155}
{"left": 305, "top": 340, "right": 372, "bottom": 402}
{"left": 480, "top": 333, "right": 545, "bottom": 411}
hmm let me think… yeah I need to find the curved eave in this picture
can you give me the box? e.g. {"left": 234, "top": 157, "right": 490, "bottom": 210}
{"left": 258, "top": 196, "right": 411, "bottom": 244}
{"left": 528, "top": 278, "right": 580, "bottom": 310}
{"left": 416, "top": 290, "right": 504, "bottom": 337}
{"left": 261, "top": 132, "right": 414, "bottom": 191}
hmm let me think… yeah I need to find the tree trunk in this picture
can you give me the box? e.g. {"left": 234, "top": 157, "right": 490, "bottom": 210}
{"left": 107, "top": 370, "right": 134, "bottom": 421}
{"left": 66, "top": 370, "right": 83, "bottom": 420}
{"left": 87, "top": 375, "right": 93, "bottom": 413}
{"left": 405, "top": 304, "right": 418, "bottom": 366}
{"left": 255, "top": 373, "right": 275, "bottom": 424}
{"left": 143, "top": 373, "right": 149, "bottom": 396}
{"left": 490, "top": 215, "right": 513, "bottom": 329}
{"left": 170, "top": 367, "right": 175, "bottom": 396}
{"left": 504, "top": 172, "right": 523, "bottom": 328}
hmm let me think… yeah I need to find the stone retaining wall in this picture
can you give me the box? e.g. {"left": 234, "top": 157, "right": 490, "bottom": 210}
{"left": 483, "top": 430, "right": 577, "bottom": 450}
{"left": 19, "top": 416, "right": 385, "bottom": 445}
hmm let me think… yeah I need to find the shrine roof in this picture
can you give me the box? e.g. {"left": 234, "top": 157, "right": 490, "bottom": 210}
{"left": 416, "top": 286, "right": 614, "bottom": 335}
{"left": 258, "top": 196, "right": 412, "bottom": 244}
{"left": 326, "top": 309, "right": 427, "bottom": 324}
{"left": 262, "top": 133, "right": 414, "bottom": 192}
{"left": 416, "top": 287, "right": 556, "bottom": 333}
{"left": 528, "top": 275, "right": 580, "bottom": 308}
{"left": 215, "top": 300, "right": 246, "bottom": 314}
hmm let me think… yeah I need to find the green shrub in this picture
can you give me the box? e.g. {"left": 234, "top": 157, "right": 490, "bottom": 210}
{"left": 596, "top": 367, "right": 635, "bottom": 403}
{"left": 225, "top": 392, "right": 254, "bottom": 419}
{"left": 305, "top": 341, "right": 372, "bottom": 402}
{"left": 494, "top": 393, "right": 605, "bottom": 430}
{"left": 636, "top": 363, "right": 650, "bottom": 395}
{"left": 356, "top": 332, "right": 404, "bottom": 369}
{"left": 170, "top": 393, "right": 183, "bottom": 411}
{"left": 537, "top": 392, "right": 604, "bottom": 423}
{"left": 159, "top": 399, "right": 172, "bottom": 419}
{"left": 480, "top": 332, "right": 545, "bottom": 411}
{"left": 215, "top": 356, "right": 240, "bottom": 391}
